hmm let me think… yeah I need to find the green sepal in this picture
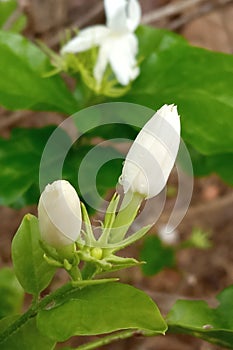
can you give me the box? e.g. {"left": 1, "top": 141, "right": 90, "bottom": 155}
{"left": 39, "top": 240, "right": 59, "bottom": 261}
{"left": 56, "top": 244, "right": 77, "bottom": 262}
{"left": 110, "top": 224, "right": 153, "bottom": 252}
{"left": 63, "top": 259, "right": 72, "bottom": 271}
{"left": 78, "top": 251, "right": 112, "bottom": 270}
{"left": 80, "top": 202, "right": 96, "bottom": 245}
{"left": 99, "top": 193, "right": 120, "bottom": 245}
{"left": 103, "top": 193, "right": 120, "bottom": 228}
{"left": 43, "top": 254, "right": 63, "bottom": 268}
{"left": 104, "top": 255, "right": 144, "bottom": 273}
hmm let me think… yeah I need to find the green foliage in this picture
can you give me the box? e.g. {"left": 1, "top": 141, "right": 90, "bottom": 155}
{"left": 0, "top": 126, "right": 123, "bottom": 209}
{"left": 0, "top": 268, "right": 24, "bottom": 319}
{"left": 188, "top": 145, "right": 233, "bottom": 186}
{"left": 0, "top": 31, "right": 77, "bottom": 113}
{"left": 0, "top": 126, "right": 58, "bottom": 206}
{"left": 140, "top": 235, "right": 175, "bottom": 275}
{"left": 122, "top": 26, "right": 233, "bottom": 183}
{"left": 0, "top": 316, "right": 55, "bottom": 350}
{"left": 167, "top": 285, "right": 233, "bottom": 348}
{"left": 0, "top": 27, "right": 233, "bottom": 208}
{"left": 12, "top": 214, "right": 56, "bottom": 295}
{"left": 37, "top": 283, "right": 167, "bottom": 341}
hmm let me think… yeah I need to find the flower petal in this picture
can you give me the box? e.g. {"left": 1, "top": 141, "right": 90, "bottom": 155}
{"left": 127, "top": 0, "right": 141, "bottom": 31}
{"left": 61, "top": 25, "right": 109, "bottom": 54}
{"left": 93, "top": 41, "right": 111, "bottom": 84}
{"left": 104, "top": 0, "right": 128, "bottom": 31}
{"left": 108, "top": 34, "right": 139, "bottom": 85}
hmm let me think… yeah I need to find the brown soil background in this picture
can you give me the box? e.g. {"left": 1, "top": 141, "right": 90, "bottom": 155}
{"left": 0, "top": 1, "right": 233, "bottom": 349}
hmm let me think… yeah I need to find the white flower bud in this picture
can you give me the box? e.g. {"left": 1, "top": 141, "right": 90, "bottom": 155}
{"left": 120, "top": 104, "right": 180, "bottom": 199}
{"left": 38, "top": 180, "right": 82, "bottom": 248}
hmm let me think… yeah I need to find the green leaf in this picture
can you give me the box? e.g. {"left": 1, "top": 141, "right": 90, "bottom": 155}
{"left": 12, "top": 214, "right": 56, "bottom": 295}
{"left": 0, "top": 126, "right": 123, "bottom": 209}
{"left": 136, "top": 25, "right": 187, "bottom": 56}
{"left": 188, "top": 145, "right": 233, "bottom": 186}
{"left": 167, "top": 285, "right": 233, "bottom": 348}
{"left": 0, "top": 316, "right": 55, "bottom": 350}
{"left": 102, "top": 25, "right": 233, "bottom": 185}
{"left": 0, "top": 268, "right": 24, "bottom": 319}
{"left": 37, "top": 283, "right": 167, "bottom": 341}
{"left": 140, "top": 236, "right": 175, "bottom": 275}
{"left": 0, "top": 126, "right": 63, "bottom": 206}
{"left": 125, "top": 26, "right": 233, "bottom": 156}
{"left": 0, "top": 31, "right": 77, "bottom": 113}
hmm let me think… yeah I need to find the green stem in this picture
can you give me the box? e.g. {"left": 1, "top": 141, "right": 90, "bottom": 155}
{"left": 69, "top": 265, "right": 82, "bottom": 281}
{"left": 0, "top": 282, "right": 75, "bottom": 344}
{"left": 110, "top": 191, "right": 144, "bottom": 243}
{"left": 0, "top": 306, "right": 35, "bottom": 344}
{"left": 75, "top": 330, "right": 141, "bottom": 350}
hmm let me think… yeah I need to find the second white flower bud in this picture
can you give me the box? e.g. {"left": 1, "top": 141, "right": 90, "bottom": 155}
{"left": 120, "top": 104, "right": 181, "bottom": 199}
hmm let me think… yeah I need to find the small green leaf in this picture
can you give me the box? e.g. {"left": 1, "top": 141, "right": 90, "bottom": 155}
{"left": 37, "top": 283, "right": 167, "bottom": 341}
{"left": 167, "top": 285, "right": 233, "bottom": 348}
{"left": 0, "top": 30, "right": 77, "bottom": 113}
{"left": 140, "top": 236, "right": 175, "bottom": 275}
{"left": 12, "top": 214, "right": 56, "bottom": 295}
{"left": 0, "top": 268, "right": 24, "bottom": 319}
{"left": 0, "top": 316, "right": 55, "bottom": 350}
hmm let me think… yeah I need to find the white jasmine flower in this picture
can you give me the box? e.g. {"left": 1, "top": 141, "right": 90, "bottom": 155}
{"left": 158, "top": 224, "right": 179, "bottom": 245}
{"left": 61, "top": 0, "right": 141, "bottom": 86}
{"left": 38, "top": 180, "right": 82, "bottom": 248}
{"left": 120, "top": 104, "right": 180, "bottom": 199}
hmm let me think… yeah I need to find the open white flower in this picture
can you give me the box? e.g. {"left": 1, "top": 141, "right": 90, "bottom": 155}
{"left": 61, "top": 0, "right": 141, "bottom": 86}
{"left": 120, "top": 104, "right": 181, "bottom": 199}
{"left": 38, "top": 180, "right": 82, "bottom": 248}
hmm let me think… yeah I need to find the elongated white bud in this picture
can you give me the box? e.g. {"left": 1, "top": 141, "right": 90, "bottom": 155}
{"left": 120, "top": 104, "right": 180, "bottom": 199}
{"left": 38, "top": 180, "right": 82, "bottom": 248}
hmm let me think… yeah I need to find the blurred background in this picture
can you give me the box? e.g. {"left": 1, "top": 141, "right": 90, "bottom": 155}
{"left": 0, "top": 1, "right": 233, "bottom": 349}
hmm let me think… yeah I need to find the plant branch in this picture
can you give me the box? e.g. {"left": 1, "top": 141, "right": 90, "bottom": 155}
{"left": 141, "top": 0, "right": 233, "bottom": 27}
{"left": 0, "top": 282, "right": 75, "bottom": 344}
{"left": 2, "top": 6, "right": 23, "bottom": 31}
{"left": 47, "top": 2, "right": 104, "bottom": 48}
{"left": 169, "top": 0, "right": 233, "bottom": 30}
{"left": 142, "top": 0, "right": 205, "bottom": 25}
{"left": 75, "top": 330, "right": 141, "bottom": 350}
{"left": 0, "top": 111, "right": 31, "bottom": 130}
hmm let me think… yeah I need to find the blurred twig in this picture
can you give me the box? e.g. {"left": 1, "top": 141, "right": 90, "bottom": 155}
{"left": 142, "top": 0, "right": 205, "bottom": 25}
{"left": 142, "top": 0, "right": 233, "bottom": 28}
{"left": 0, "top": 111, "right": 31, "bottom": 130}
{"left": 169, "top": 0, "right": 233, "bottom": 30}
{"left": 48, "top": 2, "right": 104, "bottom": 48}
{"left": 2, "top": 6, "right": 23, "bottom": 31}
